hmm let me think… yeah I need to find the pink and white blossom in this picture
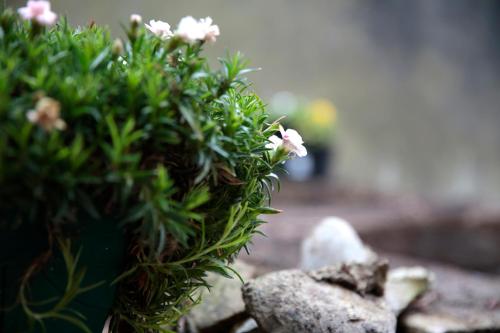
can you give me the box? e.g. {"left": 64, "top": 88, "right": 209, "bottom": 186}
{"left": 198, "top": 17, "right": 220, "bottom": 43}
{"left": 130, "top": 14, "right": 142, "bottom": 25}
{"left": 18, "top": 0, "right": 57, "bottom": 26}
{"left": 175, "top": 16, "right": 220, "bottom": 43}
{"left": 145, "top": 20, "right": 173, "bottom": 40}
{"left": 266, "top": 125, "right": 307, "bottom": 157}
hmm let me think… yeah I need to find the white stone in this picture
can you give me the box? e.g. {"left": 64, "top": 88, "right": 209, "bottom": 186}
{"left": 300, "top": 216, "right": 375, "bottom": 270}
{"left": 233, "top": 318, "right": 259, "bottom": 333}
{"left": 385, "top": 266, "right": 433, "bottom": 315}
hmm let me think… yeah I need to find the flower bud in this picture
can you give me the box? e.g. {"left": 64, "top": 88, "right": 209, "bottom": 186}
{"left": 0, "top": 9, "right": 16, "bottom": 33}
{"left": 130, "top": 14, "right": 142, "bottom": 27}
{"left": 128, "top": 14, "right": 142, "bottom": 42}
{"left": 112, "top": 38, "right": 124, "bottom": 56}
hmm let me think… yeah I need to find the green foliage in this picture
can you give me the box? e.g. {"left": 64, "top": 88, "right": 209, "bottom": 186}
{"left": 0, "top": 9, "right": 289, "bottom": 332}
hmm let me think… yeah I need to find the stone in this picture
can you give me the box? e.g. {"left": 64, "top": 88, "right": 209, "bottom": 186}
{"left": 404, "top": 313, "right": 499, "bottom": 333}
{"left": 186, "top": 260, "right": 256, "bottom": 333}
{"left": 384, "top": 266, "right": 433, "bottom": 315}
{"left": 232, "top": 318, "right": 260, "bottom": 333}
{"left": 300, "top": 216, "right": 376, "bottom": 270}
{"left": 308, "top": 259, "right": 388, "bottom": 297}
{"left": 398, "top": 259, "right": 500, "bottom": 333}
{"left": 242, "top": 263, "right": 396, "bottom": 333}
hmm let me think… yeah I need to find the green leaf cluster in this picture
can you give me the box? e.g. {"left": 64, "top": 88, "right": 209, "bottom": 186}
{"left": 0, "top": 9, "right": 286, "bottom": 332}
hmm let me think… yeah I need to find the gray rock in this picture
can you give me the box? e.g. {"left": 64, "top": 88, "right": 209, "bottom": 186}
{"left": 309, "top": 260, "right": 388, "bottom": 297}
{"left": 187, "top": 260, "right": 256, "bottom": 332}
{"left": 300, "top": 217, "right": 377, "bottom": 270}
{"left": 384, "top": 266, "right": 433, "bottom": 315}
{"left": 399, "top": 260, "right": 500, "bottom": 333}
{"left": 242, "top": 263, "right": 396, "bottom": 333}
{"left": 404, "top": 313, "right": 499, "bottom": 333}
{"left": 232, "top": 318, "right": 260, "bottom": 333}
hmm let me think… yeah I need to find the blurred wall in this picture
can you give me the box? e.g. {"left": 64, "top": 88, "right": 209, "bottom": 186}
{"left": 8, "top": 0, "right": 500, "bottom": 201}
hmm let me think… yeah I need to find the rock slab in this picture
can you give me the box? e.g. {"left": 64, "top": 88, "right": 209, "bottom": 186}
{"left": 389, "top": 254, "right": 500, "bottom": 333}
{"left": 242, "top": 266, "right": 396, "bottom": 333}
{"left": 186, "top": 260, "right": 256, "bottom": 332}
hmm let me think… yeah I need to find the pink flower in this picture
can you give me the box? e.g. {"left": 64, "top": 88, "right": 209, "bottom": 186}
{"left": 175, "top": 16, "right": 220, "bottom": 43}
{"left": 266, "top": 125, "right": 307, "bottom": 157}
{"left": 145, "top": 20, "right": 173, "bottom": 40}
{"left": 18, "top": 0, "right": 57, "bottom": 26}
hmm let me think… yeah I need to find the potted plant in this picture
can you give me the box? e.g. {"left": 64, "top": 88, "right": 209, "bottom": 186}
{"left": 0, "top": 2, "right": 307, "bottom": 332}
{"left": 269, "top": 92, "right": 337, "bottom": 180}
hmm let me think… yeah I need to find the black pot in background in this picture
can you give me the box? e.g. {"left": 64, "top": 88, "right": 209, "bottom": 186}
{"left": 284, "top": 145, "right": 333, "bottom": 181}
{"left": 309, "top": 145, "right": 332, "bottom": 178}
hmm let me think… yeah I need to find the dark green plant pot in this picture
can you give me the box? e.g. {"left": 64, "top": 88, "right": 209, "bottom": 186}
{"left": 310, "top": 145, "right": 332, "bottom": 178}
{"left": 0, "top": 218, "right": 126, "bottom": 332}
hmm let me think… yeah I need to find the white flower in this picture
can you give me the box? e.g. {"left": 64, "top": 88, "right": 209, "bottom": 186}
{"left": 145, "top": 20, "right": 173, "bottom": 40}
{"left": 175, "top": 16, "right": 203, "bottom": 43}
{"left": 175, "top": 16, "right": 220, "bottom": 43}
{"left": 266, "top": 125, "right": 307, "bottom": 157}
{"left": 130, "top": 14, "right": 142, "bottom": 25}
{"left": 27, "top": 97, "right": 66, "bottom": 132}
{"left": 18, "top": 0, "right": 57, "bottom": 26}
{"left": 199, "top": 17, "right": 220, "bottom": 43}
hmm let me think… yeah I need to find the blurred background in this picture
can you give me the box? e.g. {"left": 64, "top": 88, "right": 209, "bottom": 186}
{"left": 9, "top": 0, "right": 500, "bottom": 272}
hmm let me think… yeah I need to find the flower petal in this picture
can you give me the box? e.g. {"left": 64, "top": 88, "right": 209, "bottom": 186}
{"left": 26, "top": 110, "right": 38, "bottom": 122}
{"left": 17, "top": 7, "right": 33, "bottom": 20}
{"left": 55, "top": 119, "right": 67, "bottom": 130}
{"left": 36, "top": 11, "right": 57, "bottom": 26}
{"left": 266, "top": 135, "right": 282, "bottom": 150}
{"left": 295, "top": 144, "right": 307, "bottom": 157}
{"left": 278, "top": 124, "right": 286, "bottom": 138}
{"left": 284, "top": 128, "right": 303, "bottom": 144}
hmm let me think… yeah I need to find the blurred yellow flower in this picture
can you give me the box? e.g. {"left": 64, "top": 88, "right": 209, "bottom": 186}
{"left": 268, "top": 93, "right": 338, "bottom": 146}
{"left": 308, "top": 99, "right": 337, "bottom": 127}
